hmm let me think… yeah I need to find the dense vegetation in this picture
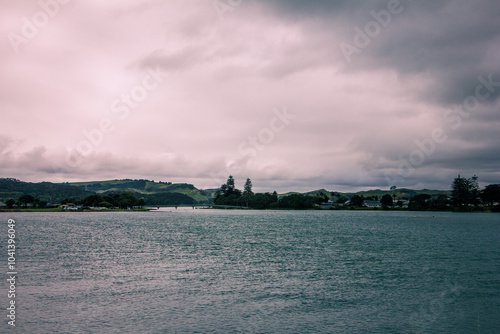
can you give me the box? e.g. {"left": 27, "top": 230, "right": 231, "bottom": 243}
{"left": 1, "top": 175, "right": 499, "bottom": 211}
{"left": 0, "top": 178, "right": 203, "bottom": 208}
{"left": 79, "top": 192, "right": 145, "bottom": 209}
{"left": 0, "top": 178, "right": 93, "bottom": 203}
{"left": 214, "top": 176, "right": 327, "bottom": 210}
{"left": 343, "top": 176, "right": 499, "bottom": 212}
{"left": 71, "top": 179, "right": 209, "bottom": 202}
{"left": 449, "top": 175, "right": 500, "bottom": 212}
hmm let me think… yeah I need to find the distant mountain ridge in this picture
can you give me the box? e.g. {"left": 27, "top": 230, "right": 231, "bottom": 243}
{"left": 340, "top": 188, "right": 450, "bottom": 199}
{"left": 70, "top": 179, "right": 210, "bottom": 201}
{"left": 0, "top": 178, "right": 94, "bottom": 203}
{"left": 281, "top": 188, "right": 449, "bottom": 199}
{"left": 0, "top": 178, "right": 450, "bottom": 205}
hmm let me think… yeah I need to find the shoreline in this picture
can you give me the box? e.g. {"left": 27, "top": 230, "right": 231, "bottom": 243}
{"left": 0, "top": 207, "right": 496, "bottom": 213}
{"left": 0, "top": 208, "right": 151, "bottom": 213}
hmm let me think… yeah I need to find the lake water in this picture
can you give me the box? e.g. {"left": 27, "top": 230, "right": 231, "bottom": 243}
{"left": 1, "top": 210, "right": 499, "bottom": 333}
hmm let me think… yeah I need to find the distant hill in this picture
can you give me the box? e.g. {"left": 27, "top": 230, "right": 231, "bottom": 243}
{"left": 1, "top": 177, "right": 452, "bottom": 206}
{"left": 341, "top": 188, "right": 450, "bottom": 199}
{"left": 281, "top": 188, "right": 450, "bottom": 200}
{"left": 0, "top": 178, "right": 94, "bottom": 203}
{"left": 0, "top": 178, "right": 212, "bottom": 205}
{"left": 279, "top": 189, "right": 330, "bottom": 198}
{"left": 70, "top": 179, "right": 211, "bottom": 203}
{"left": 303, "top": 189, "right": 331, "bottom": 197}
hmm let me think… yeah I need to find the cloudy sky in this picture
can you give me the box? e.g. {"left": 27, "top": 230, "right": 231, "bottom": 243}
{"left": 1, "top": 0, "right": 499, "bottom": 192}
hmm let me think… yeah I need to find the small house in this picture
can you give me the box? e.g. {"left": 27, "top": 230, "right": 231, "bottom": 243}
{"left": 363, "top": 200, "right": 381, "bottom": 208}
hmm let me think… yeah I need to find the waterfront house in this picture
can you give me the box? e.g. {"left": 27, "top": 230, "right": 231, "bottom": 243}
{"left": 363, "top": 200, "right": 381, "bottom": 208}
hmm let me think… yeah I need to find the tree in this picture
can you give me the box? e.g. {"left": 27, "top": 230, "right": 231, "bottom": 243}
{"left": 381, "top": 194, "right": 393, "bottom": 207}
{"left": 350, "top": 195, "right": 364, "bottom": 207}
{"left": 214, "top": 176, "right": 242, "bottom": 206}
{"left": 226, "top": 175, "right": 236, "bottom": 194}
{"left": 246, "top": 192, "right": 278, "bottom": 209}
{"left": 137, "top": 198, "right": 146, "bottom": 208}
{"left": 276, "top": 194, "right": 314, "bottom": 209}
{"left": 481, "top": 184, "right": 500, "bottom": 206}
{"left": 451, "top": 176, "right": 469, "bottom": 209}
{"left": 215, "top": 184, "right": 228, "bottom": 202}
{"left": 469, "top": 175, "right": 480, "bottom": 206}
{"left": 99, "top": 201, "right": 113, "bottom": 208}
{"left": 82, "top": 194, "right": 104, "bottom": 207}
{"left": 409, "top": 194, "right": 431, "bottom": 210}
{"left": 428, "top": 194, "right": 449, "bottom": 211}
{"left": 240, "top": 178, "right": 254, "bottom": 207}
{"left": 243, "top": 178, "right": 253, "bottom": 196}
{"left": 119, "top": 192, "right": 137, "bottom": 209}
{"left": 451, "top": 175, "right": 479, "bottom": 210}
{"left": 18, "top": 194, "right": 36, "bottom": 208}
{"left": 6, "top": 199, "right": 15, "bottom": 208}
{"left": 312, "top": 194, "right": 329, "bottom": 204}
{"left": 336, "top": 196, "right": 348, "bottom": 204}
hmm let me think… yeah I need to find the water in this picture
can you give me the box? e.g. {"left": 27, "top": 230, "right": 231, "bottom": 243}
{"left": 1, "top": 210, "right": 499, "bottom": 333}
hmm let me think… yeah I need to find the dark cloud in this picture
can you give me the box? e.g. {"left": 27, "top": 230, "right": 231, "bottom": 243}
{"left": 137, "top": 46, "right": 204, "bottom": 72}
{"left": 342, "top": 0, "right": 500, "bottom": 104}
{"left": 0, "top": 0, "right": 499, "bottom": 191}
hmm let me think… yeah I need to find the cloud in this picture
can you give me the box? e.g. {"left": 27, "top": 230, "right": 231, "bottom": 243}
{"left": 0, "top": 0, "right": 499, "bottom": 192}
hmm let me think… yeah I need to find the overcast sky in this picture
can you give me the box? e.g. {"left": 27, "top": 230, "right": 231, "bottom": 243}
{"left": 1, "top": 0, "right": 499, "bottom": 192}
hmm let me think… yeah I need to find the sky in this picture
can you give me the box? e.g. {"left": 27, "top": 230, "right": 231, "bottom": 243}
{"left": 1, "top": 0, "right": 499, "bottom": 192}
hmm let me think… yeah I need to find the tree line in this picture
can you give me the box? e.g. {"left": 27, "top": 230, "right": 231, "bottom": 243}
{"left": 405, "top": 175, "right": 499, "bottom": 212}
{"left": 345, "top": 175, "right": 500, "bottom": 212}
{"left": 214, "top": 176, "right": 328, "bottom": 209}
{"left": 4, "top": 192, "right": 146, "bottom": 209}
{"left": 215, "top": 175, "right": 500, "bottom": 211}
{"left": 450, "top": 175, "right": 500, "bottom": 212}
{"left": 4, "top": 175, "right": 500, "bottom": 211}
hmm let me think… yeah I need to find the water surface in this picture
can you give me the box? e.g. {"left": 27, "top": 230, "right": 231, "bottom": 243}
{"left": 1, "top": 210, "right": 499, "bottom": 333}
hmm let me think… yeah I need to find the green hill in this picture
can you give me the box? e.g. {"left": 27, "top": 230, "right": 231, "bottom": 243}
{"left": 303, "top": 189, "right": 331, "bottom": 197}
{"left": 0, "top": 178, "right": 212, "bottom": 205}
{"left": 1, "top": 177, "right": 452, "bottom": 207}
{"left": 0, "top": 178, "right": 94, "bottom": 203}
{"left": 281, "top": 188, "right": 449, "bottom": 200}
{"left": 342, "top": 188, "right": 450, "bottom": 200}
{"left": 70, "top": 179, "right": 211, "bottom": 203}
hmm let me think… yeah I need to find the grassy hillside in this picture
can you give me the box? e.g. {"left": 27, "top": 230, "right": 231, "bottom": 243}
{"left": 0, "top": 178, "right": 94, "bottom": 203}
{"left": 342, "top": 188, "right": 450, "bottom": 199}
{"left": 281, "top": 188, "right": 450, "bottom": 200}
{"left": 70, "top": 179, "right": 211, "bottom": 203}
{"left": 1, "top": 177, "right": 452, "bottom": 206}
{"left": 303, "top": 189, "right": 331, "bottom": 197}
